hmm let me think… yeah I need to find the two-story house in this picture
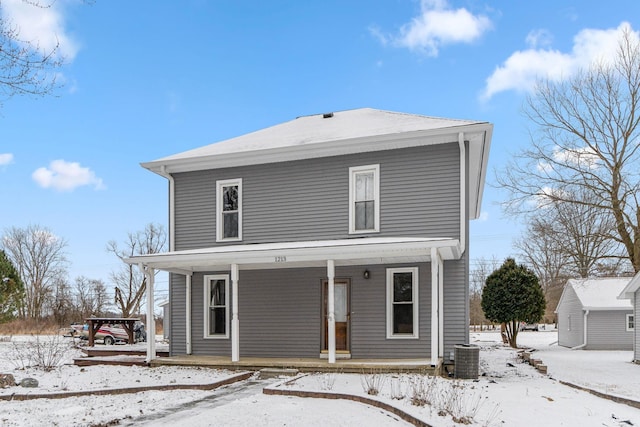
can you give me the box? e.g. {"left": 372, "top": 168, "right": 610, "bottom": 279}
{"left": 126, "top": 108, "right": 493, "bottom": 369}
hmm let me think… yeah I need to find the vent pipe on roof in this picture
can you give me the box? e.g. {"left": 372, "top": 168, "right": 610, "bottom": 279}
{"left": 323, "top": 112, "right": 334, "bottom": 119}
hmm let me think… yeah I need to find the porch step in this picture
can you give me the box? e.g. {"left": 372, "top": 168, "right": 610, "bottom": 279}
{"left": 258, "top": 368, "right": 299, "bottom": 379}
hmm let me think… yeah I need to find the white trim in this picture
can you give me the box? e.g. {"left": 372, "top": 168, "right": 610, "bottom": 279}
{"left": 430, "top": 248, "right": 439, "bottom": 363}
{"left": 186, "top": 273, "right": 192, "bottom": 354}
{"left": 327, "top": 260, "right": 336, "bottom": 364}
{"left": 124, "top": 237, "right": 462, "bottom": 272}
{"left": 458, "top": 133, "right": 466, "bottom": 254}
{"left": 386, "top": 267, "right": 419, "bottom": 339}
{"left": 216, "top": 178, "right": 243, "bottom": 242}
{"left": 627, "top": 313, "right": 635, "bottom": 332}
{"left": 349, "top": 164, "right": 380, "bottom": 234}
{"left": 231, "top": 264, "right": 239, "bottom": 361}
{"left": 141, "top": 264, "right": 157, "bottom": 364}
{"left": 203, "top": 274, "right": 230, "bottom": 339}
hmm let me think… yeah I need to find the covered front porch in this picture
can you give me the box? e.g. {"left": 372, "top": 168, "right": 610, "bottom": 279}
{"left": 150, "top": 354, "right": 437, "bottom": 374}
{"left": 125, "top": 237, "right": 460, "bottom": 368}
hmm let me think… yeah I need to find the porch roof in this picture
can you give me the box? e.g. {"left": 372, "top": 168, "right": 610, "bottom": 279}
{"left": 124, "top": 237, "right": 460, "bottom": 274}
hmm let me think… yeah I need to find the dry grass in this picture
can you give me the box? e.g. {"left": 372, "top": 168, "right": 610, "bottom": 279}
{"left": 0, "top": 318, "right": 61, "bottom": 335}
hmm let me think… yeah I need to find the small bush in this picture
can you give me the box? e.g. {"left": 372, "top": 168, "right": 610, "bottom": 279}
{"left": 6, "top": 335, "right": 72, "bottom": 371}
{"left": 317, "top": 373, "right": 336, "bottom": 391}
{"left": 360, "top": 370, "right": 386, "bottom": 396}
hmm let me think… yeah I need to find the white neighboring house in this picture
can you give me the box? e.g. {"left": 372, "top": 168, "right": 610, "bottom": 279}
{"left": 618, "top": 272, "right": 640, "bottom": 362}
{"left": 556, "top": 277, "right": 634, "bottom": 350}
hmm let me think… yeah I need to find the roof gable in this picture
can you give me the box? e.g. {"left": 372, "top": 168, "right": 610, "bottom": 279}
{"left": 565, "top": 277, "right": 633, "bottom": 310}
{"left": 619, "top": 270, "right": 640, "bottom": 300}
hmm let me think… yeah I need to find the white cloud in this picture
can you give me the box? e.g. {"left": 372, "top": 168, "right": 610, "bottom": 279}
{"left": 525, "top": 29, "right": 553, "bottom": 49}
{"left": 0, "top": 153, "right": 14, "bottom": 166}
{"left": 32, "top": 160, "right": 105, "bottom": 192}
{"left": 1, "top": 0, "right": 79, "bottom": 61}
{"left": 552, "top": 146, "right": 600, "bottom": 169}
{"left": 481, "top": 22, "right": 637, "bottom": 100}
{"left": 373, "top": 0, "right": 492, "bottom": 56}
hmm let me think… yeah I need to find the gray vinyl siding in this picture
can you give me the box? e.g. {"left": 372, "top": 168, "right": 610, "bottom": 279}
{"left": 349, "top": 263, "right": 431, "bottom": 358}
{"left": 171, "top": 263, "right": 436, "bottom": 359}
{"left": 169, "top": 273, "right": 186, "bottom": 356}
{"left": 189, "top": 272, "right": 231, "bottom": 356}
{"left": 585, "top": 310, "right": 633, "bottom": 350}
{"left": 172, "top": 143, "right": 460, "bottom": 251}
{"left": 443, "top": 258, "right": 468, "bottom": 360}
{"left": 635, "top": 290, "right": 640, "bottom": 362}
{"left": 557, "top": 286, "right": 583, "bottom": 348}
{"left": 238, "top": 268, "right": 322, "bottom": 357}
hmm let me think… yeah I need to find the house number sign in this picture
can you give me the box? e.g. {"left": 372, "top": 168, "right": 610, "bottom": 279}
{"left": 275, "top": 256, "right": 287, "bottom": 263}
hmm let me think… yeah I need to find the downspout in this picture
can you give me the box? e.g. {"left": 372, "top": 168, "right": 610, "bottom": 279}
{"left": 571, "top": 310, "right": 589, "bottom": 350}
{"left": 160, "top": 165, "right": 175, "bottom": 252}
{"left": 458, "top": 133, "right": 466, "bottom": 254}
{"left": 186, "top": 273, "right": 192, "bottom": 355}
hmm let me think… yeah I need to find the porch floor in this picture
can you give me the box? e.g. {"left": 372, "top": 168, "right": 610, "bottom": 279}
{"left": 150, "top": 355, "right": 439, "bottom": 374}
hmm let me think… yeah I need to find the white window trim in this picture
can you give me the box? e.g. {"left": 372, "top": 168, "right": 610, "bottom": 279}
{"left": 626, "top": 313, "right": 635, "bottom": 332}
{"left": 204, "top": 274, "right": 230, "bottom": 339}
{"left": 216, "top": 178, "right": 243, "bottom": 242}
{"left": 348, "top": 164, "right": 380, "bottom": 234}
{"left": 386, "top": 267, "right": 419, "bottom": 339}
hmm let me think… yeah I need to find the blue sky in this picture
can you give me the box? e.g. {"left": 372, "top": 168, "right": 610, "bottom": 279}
{"left": 1, "top": 0, "right": 638, "bottom": 306}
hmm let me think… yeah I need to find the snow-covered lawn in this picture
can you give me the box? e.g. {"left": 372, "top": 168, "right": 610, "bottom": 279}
{"left": 0, "top": 331, "right": 638, "bottom": 426}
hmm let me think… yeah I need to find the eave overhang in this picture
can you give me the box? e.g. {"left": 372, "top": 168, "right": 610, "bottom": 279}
{"left": 141, "top": 122, "right": 493, "bottom": 220}
{"left": 124, "top": 237, "right": 461, "bottom": 274}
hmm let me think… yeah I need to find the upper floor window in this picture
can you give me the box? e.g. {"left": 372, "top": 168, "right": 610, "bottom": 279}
{"left": 349, "top": 164, "right": 380, "bottom": 234}
{"left": 627, "top": 314, "right": 635, "bottom": 332}
{"left": 386, "top": 267, "right": 419, "bottom": 339}
{"left": 204, "top": 274, "right": 229, "bottom": 338}
{"left": 216, "top": 179, "right": 242, "bottom": 241}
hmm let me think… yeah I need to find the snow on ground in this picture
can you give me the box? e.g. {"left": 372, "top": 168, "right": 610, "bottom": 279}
{"left": 0, "top": 331, "right": 638, "bottom": 426}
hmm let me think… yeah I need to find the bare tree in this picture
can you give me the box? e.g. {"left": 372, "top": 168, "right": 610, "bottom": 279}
{"left": 73, "top": 276, "right": 109, "bottom": 319}
{"left": 1, "top": 225, "right": 68, "bottom": 319}
{"left": 0, "top": 1, "right": 63, "bottom": 104}
{"left": 107, "top": 223, "right": 166, "bottom": 318}
{"left": 498, "top": 28, "right": 640, "bottom": 272}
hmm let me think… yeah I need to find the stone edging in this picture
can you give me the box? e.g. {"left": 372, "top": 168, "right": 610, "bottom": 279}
{"left": 0, "top": 371, "right": 253, "bottom": 401}
{"left": 559, "top": 380, "right": 640, "bottom": 410}
{"left": 263, "top": 386, "right": 432, "bottom": 427}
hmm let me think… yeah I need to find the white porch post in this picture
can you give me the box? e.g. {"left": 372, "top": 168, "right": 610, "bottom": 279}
{"left": 438, "top": 255, "right": 444, "bottom": 358}
{"left": 140, "top": 264, "right": 156, "bottom": 364}
{"left": 430, "top": 248, "right": 440, "bottom": 365}
{"left": 186, "top": 273, "right": 192, "bottom": 355}
{"left": 327, "top": 259, "right": 336, "bottom": 364}
{"left": 231, "top": 263, "right": 240, "bottom": 362}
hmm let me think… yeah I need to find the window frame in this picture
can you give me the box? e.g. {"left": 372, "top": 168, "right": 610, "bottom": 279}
{"left": 216, "top": 178, "right": 243, "bottom": 242}
{"left": 626, "top": 313, "right": 635, "bottom": 332}
{"left": 386, "top": 267, "right": 419, "bottom": 339}
{"left": 348, "top": 164, "right": 380, "bottom": 234}
{"left": 203, "top": 274, "right": 230, "bottom": 339}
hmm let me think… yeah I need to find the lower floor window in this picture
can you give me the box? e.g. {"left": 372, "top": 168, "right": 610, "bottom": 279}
{"left": 627, "top": 314, "right": 635, "bottom": 332}
{"left": 204, "top": 275, "right": 229, "bottom": 338}
{"left": 386, "top": 267, "right": 419, "bottom": 339}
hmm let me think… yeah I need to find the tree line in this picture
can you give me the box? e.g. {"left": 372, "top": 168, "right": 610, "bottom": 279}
{"left": 0, "top": 223, "right": 166, "bottom": 326}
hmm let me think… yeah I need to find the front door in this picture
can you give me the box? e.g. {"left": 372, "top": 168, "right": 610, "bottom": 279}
{"left": 322, "top": 280, "right": 350, "bottom": 352}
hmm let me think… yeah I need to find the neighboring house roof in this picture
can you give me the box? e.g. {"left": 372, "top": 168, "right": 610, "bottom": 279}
{"left": 141, "top": 108, "right": 492, "bottom": 219}
{"left": 619, "top": 270, "right": 640, "bottom": 300}
{"left": 557, "top": 277, "right": 633, "bottom": 312}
